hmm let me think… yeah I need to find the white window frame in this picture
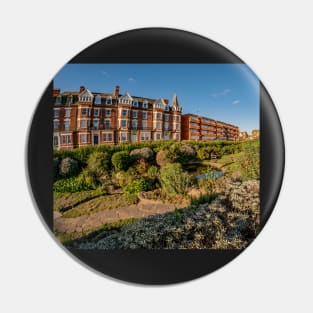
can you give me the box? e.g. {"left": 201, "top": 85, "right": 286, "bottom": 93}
{"left": 104, "top": 119, "right": 111, "bottom": 129}
{"left": 132, "top": 111, "right": 138, "bottom": 118}
{"left": 132, "top": 120, "right": 137, "bottom": 129}
{"left": 94, "top": 108, "right": 100, "bottom": 116}
{"left": 142, "top": 101, "right": 148, "bottom": 109}
{"left": 142, "top": 111, "right": 147, "bottom": 119}
{"left": 54, "top": 108, "right": 60, "bottom": 118}
{"left": 80, "top": 134, "right": 87, "bottom": 144}
{"left": 95, "top": 95, "right": 102, "bottom": 105}
{"left": 80, "top": 120, "right": 87, "bottom": 128}
{"left": 106, "top": 97, "right": 112, "bottom": 105}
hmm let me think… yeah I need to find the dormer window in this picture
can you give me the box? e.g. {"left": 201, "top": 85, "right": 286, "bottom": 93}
{"left": 94, "top": 95, "right": 101, "bottom": 105}
{"left": 143, "top": 101, "right": 148, "bottom": 109}
{"left": 133, "top": 100, "right": 138, "bottom": 107}
{"left": 165, "top": 105, "right": 169, "bottom": 111}
{"left": 106, "top": 97, "right": 112, "bottom": 105}
{"left": 66, "top": 95, "right": 73, "bottom": 105}
{"left": 55, "top": 96, "right": 62, "bottom": 105}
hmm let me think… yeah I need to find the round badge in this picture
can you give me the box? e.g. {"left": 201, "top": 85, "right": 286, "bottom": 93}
{"left": 27, "top": 28, "right": 284, "bottom": 284}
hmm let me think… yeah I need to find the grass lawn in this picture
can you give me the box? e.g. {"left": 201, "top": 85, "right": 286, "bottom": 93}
{"left": 53, "top": 189, "right": 105, "bottom": 211}
{"left": 61, "top": 193, "right": 138, "bottom": 218}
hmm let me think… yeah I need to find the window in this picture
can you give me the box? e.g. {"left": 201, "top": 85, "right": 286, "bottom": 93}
{"left": 106, "top": 97, "right": 112, "bottom": 105}
{"left": 93, "top": 120, "right": 99, "bottom": 129}
{"left": 133, "top": 100, "right": 138, "bottom": 107}
{"left": 105, "top": 109, "right": 111, "bottom": 117}
{"left": 142, "top": 111, "right": 147, "bottom": 119}
{"left": 104, "top": 119, "right": 110, "bottom": 129}
{"left": 80, "top": 120, "right": 87, "bottom": 128}
{"left": 122, "top": 109, "right": 128, "bottom": 117}
{"left": 103, "top": 133, "right": 113, "bottom": 142}
{"left": 95, "top": 95, "right": 101, "bottom": 105}
{"left": 121, "top": 133, "right": 127, "bottom": 142}
{"left": 53, "top": 136, "right": 58, "bottom": 147}
{"left": 94, "top": 109, "right": 100, "bottom": 116}
{"left": 164, "top": 122, "right": 169, "bottom": 130}
{"left": 55, "top": 96, "right": 62, "bottom": 105}
{"left": 80, "top": 134, "right": 87, "bottom": 143}
{"left": 164, "top": 114, "right": 169, "bottom": 122}
{"left": 141, "top": 132, "right": 150, "bottom": 141}
{"left": 53, "top": 120, "right": 59, "bottom": 129}
{"left": 66, "top": 95, "right": 73, "bottom": 105}
{"left": 142, "top": 101, "right": 148, "bottom": 109}
{"left": 132, "top": 111, "right": 138, "bottom": 118}
{"left": 157, "top": 122, "right": 161, "bottom": 130}
{"left": 65, "top": 108, "right": 71, "bottom": 117}
{"left": 176, "top": 124, "right": 180, "bottom": 131}
{"left": 142, "top": 120, "right": 147, "bottom": 129}
{"left": 156, "top": 112, "right": 162, "bottom": 120}
{"left": 132, "top": 120, "right": 137, "bottom": 129}
{"left": 156, "top": 133, "right": 161, "bottom": 140}
{"left": 121, "top": 120, "right": 127, "bottom": 128}
{"left": 81, "top": 108, "right": 88, "bottom": 116}
{"left": 54, "top": 109, "right": 60, "bottom": 118}
{"left": 61, "top": 135, "right": 71, "bottom": 145}
{"left": 165, "top": 105, "right": 169, "bottom": 111}
{"left": 64, "top": 120, "right": 70, "bottom": 131}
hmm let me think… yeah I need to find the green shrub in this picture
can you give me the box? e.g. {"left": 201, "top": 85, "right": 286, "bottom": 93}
{"left": 238, "top": 139, "right": 260, "bottom": 180}
{"left": 114, "top": 169, "right": 137, "bottom": 188}
{"left": 147, "top": 165, "right": 159, "bottom": 179}
{"left": 87, "top": 151, "right": 110, "bottom": 180}
{"left": 135, "top": 158, "right": 150, "bottom": 174}
{"left": 168, "top": 143, "right": 196, "bottom": 163}
{"left": 53, "top": 175, "right": 95, "bottom": 193}
{"left": 59, "top": 157, "right": 80, "bottom": 178}
{"left": 111, "top": 151, "right": 131, "bottom": 171}
{"left": 160, "top": 163, "right": 193, "bottom": 195}
{"left": 123, "top": 178, "right": 151, "bottom": 194}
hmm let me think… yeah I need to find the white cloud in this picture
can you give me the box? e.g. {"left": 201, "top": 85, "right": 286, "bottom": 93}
{"left": 128, "top": 77, "right": 136, "bottom": 82}
{"left": 232, "top": 100, "right": 240, "bottom": 105}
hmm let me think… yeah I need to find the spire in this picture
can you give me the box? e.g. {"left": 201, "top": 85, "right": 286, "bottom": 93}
{"left": 171, "top": 93, "right": 180, "bottom": 111}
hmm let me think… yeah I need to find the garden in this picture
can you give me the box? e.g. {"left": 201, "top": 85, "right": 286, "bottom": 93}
{"left": 53, "top": 138, "right": 260, "bottom": 249}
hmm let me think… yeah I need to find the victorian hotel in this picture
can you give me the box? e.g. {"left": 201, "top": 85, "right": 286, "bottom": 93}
{"left": 53, "top": 85, "right": 239, "bottom": 150}
{"left": 53, "top": 86, "right": 182, "bottom": 149}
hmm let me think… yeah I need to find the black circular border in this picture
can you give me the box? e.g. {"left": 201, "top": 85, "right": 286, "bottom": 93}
{"left": 27, "top": 28, "right": 285, "bottom": 285}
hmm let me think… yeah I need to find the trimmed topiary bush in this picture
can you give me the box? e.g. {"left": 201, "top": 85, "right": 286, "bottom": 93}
{"left": 130, "top": 147, "right": 153, "bottom": 161}
{"left": 160, "top": 163, "right": 193, "bottom": 195}
{"left": 59, "top": 157, "right": 80, "bottom": 178}
{"left": 156, "top": 150, "right": 171, "bottom": 167}
{"left": 111, "top": 151, "right": 131, "bottom": 171}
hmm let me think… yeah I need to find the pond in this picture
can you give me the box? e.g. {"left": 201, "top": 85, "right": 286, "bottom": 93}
{"left": 195, "top": 170, "right": 223, "bottom": 180}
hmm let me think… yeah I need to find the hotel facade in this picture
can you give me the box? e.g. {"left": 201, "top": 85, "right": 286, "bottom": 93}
{"left": 53, "top": 85, "right": 239, "bottom": 150}
{"left": 53, "top": 86, "right": 182, "bottom": 149}
{"left": 181, "top": 114, "right": 239, "bottom": 141}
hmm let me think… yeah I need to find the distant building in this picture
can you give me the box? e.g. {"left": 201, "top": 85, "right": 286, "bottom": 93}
{"left": 181, "top": 114, "right": 239, "bottom": 141}
{"left": 53, "top": 86, "right": 182, "bottom": 149}
{"left": 239, "top": 131, "right": 249, "bottom": 140}
{"left": 251, "top": 129, "right": 260, "bottom": 139}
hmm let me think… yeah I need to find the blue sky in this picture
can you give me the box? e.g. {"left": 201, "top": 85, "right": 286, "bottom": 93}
{"left": 54, "top": 64, "right": 259, "bottom": 133}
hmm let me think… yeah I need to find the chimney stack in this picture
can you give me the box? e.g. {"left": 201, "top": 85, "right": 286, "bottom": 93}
{"left": 113, "top": 85, "right": 120, "bottom": 97}
{"left": 80, "top": 86, "right": 85, "bottom": 93}
{"left": 53, "top": 88, "right": 60, "bottom": 97}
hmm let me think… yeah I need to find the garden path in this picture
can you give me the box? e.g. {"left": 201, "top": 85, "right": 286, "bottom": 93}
{"left": 54, "top": 198, "right": 186, "bottom": 234}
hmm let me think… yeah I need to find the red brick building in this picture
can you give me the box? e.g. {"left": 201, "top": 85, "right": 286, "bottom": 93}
{"left": 181, "top": 114, "right": 239, "bottom": 141}
{"left": 53, "top": 86, "right": 182, "bottom": 149}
